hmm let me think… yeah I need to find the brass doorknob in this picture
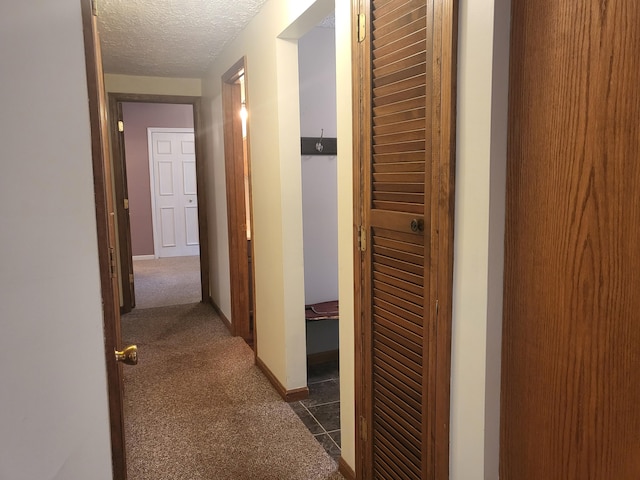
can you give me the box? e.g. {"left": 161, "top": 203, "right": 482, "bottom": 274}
{"left": 410, "top": 219, "right": 424, "bottom": 232}
{"left": 115, "top": 345, "right": 138, "bottom": 365}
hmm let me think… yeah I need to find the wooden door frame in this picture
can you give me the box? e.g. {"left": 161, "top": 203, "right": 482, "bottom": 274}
{"left": 108, "top": 93, "right": 210, "bottom": 311}
{"left": 80, "top": 0, "right": 127, "bottom": 478}
{"left": 351, "top": 0, "right": 458, "bottom": 478}
{"left": 221, "top": 57, "right": 256, "bottom": 347}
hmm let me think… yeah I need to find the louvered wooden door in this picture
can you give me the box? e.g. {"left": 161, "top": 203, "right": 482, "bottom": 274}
{"left": 354, "top": 1, "right": 457, "bottom": 479}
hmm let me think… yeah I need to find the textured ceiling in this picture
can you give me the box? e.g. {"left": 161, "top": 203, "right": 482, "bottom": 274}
{"left": 98, "top": 0, "right": 270, "bottom": 77}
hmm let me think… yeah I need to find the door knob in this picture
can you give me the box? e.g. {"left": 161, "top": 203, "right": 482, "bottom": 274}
{"left": 410, "top": 219, "right": 424, "bottom": 232}
{"left": 115, "top": 345, "right": 138, "bottom": 365}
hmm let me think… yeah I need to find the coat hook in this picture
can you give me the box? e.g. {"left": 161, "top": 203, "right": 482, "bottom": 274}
{"left": 315, "top": 129, "right": 324, "bottom": 153}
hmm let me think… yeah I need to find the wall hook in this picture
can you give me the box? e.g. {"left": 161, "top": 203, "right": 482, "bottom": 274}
{"left": 315, "top": 129, "right": 324, "bottom": 153}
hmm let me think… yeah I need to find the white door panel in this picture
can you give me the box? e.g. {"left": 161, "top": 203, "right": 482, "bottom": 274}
{"left": 185, "top": 206, "right": 199, "bottom": 246}
{"left": 148, "top": 128, "right": 199, "bottom": 257}
{"left": 182, "top": 161, "right": 197, "bottom": 195}
{"left": 160, "top": 207, "right": 176, "bottom": 247}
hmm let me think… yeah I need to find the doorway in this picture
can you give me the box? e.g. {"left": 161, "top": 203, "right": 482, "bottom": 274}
{"left": 221, "top": 58, "right": 256, "bottom": 347}
{"left": 295, "top": 14, "right": 342, "bottom": 460}
{"left": 108, "top": 94, "right": 210, "bottom": 313}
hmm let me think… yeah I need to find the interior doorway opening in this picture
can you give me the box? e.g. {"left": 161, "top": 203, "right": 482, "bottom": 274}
{"left": 221, "top": 58, "right": 256, "bottom": 348}
{"left": 108, "top": 94, "right": 210, "bottom": 313}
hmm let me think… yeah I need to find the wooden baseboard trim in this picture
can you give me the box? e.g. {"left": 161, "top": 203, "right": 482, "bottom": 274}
{"left": 209, "top": 297, "right": 232, "bottom": 333}
{"left": 256, "top": 356, "right": 309, "bottom": 402}
{"left": 307, "top": 349, "right": 339, "bottom": 366}
{"left": 338, "top": 457, "right": 356, "bottom": 480}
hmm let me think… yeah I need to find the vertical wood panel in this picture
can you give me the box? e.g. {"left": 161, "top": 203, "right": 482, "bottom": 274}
{"left": 502, "top": 2, "right": 640, "bottom": 478}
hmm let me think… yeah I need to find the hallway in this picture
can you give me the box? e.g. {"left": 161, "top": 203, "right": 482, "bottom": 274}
{"left": 121, "top": 259, "right": 343, "bottom": 478}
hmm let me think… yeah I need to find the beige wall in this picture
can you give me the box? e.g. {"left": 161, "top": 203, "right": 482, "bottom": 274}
{"left": 335, "top": 0, "right": 356, "bottom": 469}
{"left": 0, "top": 0, "right": 113, "bottom": 478}
{"left": 105, "top": 73, "right": 202, "bottom": 96}
{"left": 450, "top": 0, "right": 510, "bottom": 478}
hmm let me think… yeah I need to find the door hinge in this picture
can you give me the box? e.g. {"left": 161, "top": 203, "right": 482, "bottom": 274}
{"left": 108, "top": 246, "right": 117, "bottom": 278}
{"left": 359, "top": 225, "right": 367, "bottom": 252}
{"left": 357, "top": 13, "right": 366, "bottom": 43}
{"left": 91, "top": 0, "right": 98, "bottom": 16}
{"left": 129, "top": 273, "right": 134, "bottom": 284}
{"left": 123, "top": 198, "right": 129, "bottom": 210}
{"left": 436, "top": 299, "right": 439, "bottom": 315}
{"left": 118, "top": 120, "right": 124, "bottom": 132}
{"left": 360, "top": 416, "right": 368, "bottom": 442}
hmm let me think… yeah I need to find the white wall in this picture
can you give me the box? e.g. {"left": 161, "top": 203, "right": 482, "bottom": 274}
{"left": 0, "top": 1, "right": 113, "bottom": 479}
{"left": 450, "top": 0, "right": 511, "bottom": 478}
{"left": 298, "top": 27, "right": 337, "bottom": 138}
{"left": 299, "top": 26, "right": 339, "bottom": 305}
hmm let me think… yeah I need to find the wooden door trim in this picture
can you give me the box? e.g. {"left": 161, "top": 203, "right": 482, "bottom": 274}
{"left": 430, "top": 1, "right": 458, "bottom": 477}
{"left": 80, "top": 0, "right": 126, "bottom": 478}
{"left": 108, "top": 93, "right": 211, "bottom": 307}
{"left": 352, "top": 0, "right": 458, "bottom": 478}
{"left": 110, "top": 98, "right": 135, "bottom": 313}
{"left": 221, "top": 57, "right": 255, "bottom": 347}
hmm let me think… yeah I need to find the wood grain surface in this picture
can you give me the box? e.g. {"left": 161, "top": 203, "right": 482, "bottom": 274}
{"left": 501, "top": 1, "right": 640, "bottom": 478}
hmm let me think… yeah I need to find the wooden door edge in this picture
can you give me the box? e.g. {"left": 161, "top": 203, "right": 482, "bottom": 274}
{"left": 351, "top": 0, "right": 370, "bottom": 477}
{"left": 430, "top": 0, "right": 459, "bottom": 478}
{"left": 221, "top": 58, "right": 253, "bottom": 345}
{"left": 108, "top": 95, "right": 134, "bottom": 313}
{"left": 79, "top": 0, "right": 127, "bottom": 478}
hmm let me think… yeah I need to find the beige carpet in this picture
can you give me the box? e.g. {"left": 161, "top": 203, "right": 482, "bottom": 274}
{"left": 133, "top": 256, "right": 201, "bottom": 309}
{"left": 122, "top": 303, "right": 344, "bottom": 480}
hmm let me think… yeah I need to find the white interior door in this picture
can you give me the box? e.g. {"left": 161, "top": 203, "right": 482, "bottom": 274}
{"left": 148, "top": 128, "right": 199, "bottom": 258}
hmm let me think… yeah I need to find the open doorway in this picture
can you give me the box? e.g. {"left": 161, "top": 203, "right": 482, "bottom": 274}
{"left": 290, "top": 12, "right": 342, "bottom": 461}
{"left": 109, "top": 94, "right": 210, "bottom": 313}
{"left": 221, "top": 58, "right": 256, "bottom": 348}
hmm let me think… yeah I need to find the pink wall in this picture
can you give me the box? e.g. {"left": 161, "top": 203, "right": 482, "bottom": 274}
{"left": 122, "top": 102, "right": 194, "bottom": 256}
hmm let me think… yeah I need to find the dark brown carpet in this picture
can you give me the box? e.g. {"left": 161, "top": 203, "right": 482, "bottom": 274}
{"left": 122, "top": 302, "right": 343, "bottom": 479}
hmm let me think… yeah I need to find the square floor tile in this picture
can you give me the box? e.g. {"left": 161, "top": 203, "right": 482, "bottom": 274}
{"left": 302, "top": 379, "right": 340, "bottom": 407}
{"left": 314, "top": 433, "right": 341, "bottom": 460}
{"left": 290, "top": 402, "right": 324, "bottom": 435}
{"left": 307, "top": 401, "right": 340, "bottom": 432}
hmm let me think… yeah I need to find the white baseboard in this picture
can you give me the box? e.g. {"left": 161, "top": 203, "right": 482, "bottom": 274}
{"left": 132, "top": 255, "right": 156, "bottom": 261}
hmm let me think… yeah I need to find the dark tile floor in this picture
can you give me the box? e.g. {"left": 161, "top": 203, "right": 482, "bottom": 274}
{"left": 291, "top": 360, "right": 341, "bottom": 460}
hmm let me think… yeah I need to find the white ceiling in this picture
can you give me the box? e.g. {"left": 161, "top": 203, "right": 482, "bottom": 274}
{"left": 98, "top": 0, "right": 270, "bottom": 77}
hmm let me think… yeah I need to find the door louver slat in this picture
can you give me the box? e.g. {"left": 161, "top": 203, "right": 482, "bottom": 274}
{"left": 374, "top": 377, "right": 421, "bottom": 417}
{"left": 374, "top": 422, "right": 422, "bottom": 473}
